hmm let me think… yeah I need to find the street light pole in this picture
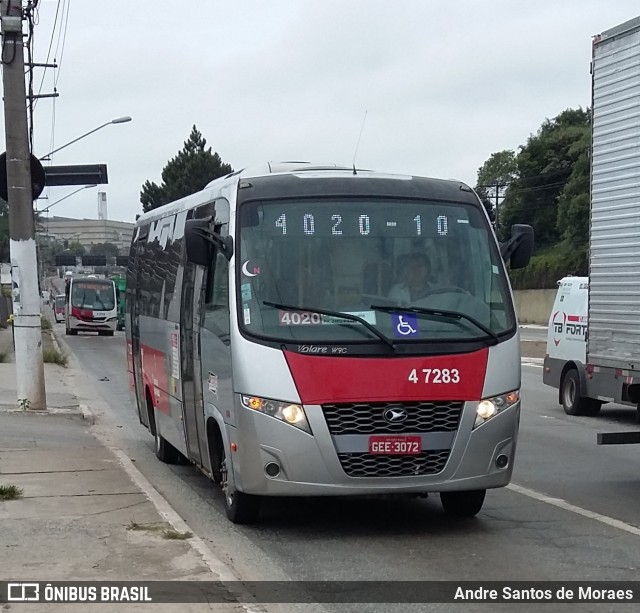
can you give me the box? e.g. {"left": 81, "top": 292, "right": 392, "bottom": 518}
{"left": 36, "top": 184, "right": 97, "bottom": 214}
{"left": 1, "top": 0, "right": 46, "bottom": 409}
{"left": 39, "top": 116, "right": 132, "bottom": 160}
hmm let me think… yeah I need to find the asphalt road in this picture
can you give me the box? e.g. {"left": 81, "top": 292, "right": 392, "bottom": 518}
{"left": 55, "top": 326, "right": 640, "bottom": 612}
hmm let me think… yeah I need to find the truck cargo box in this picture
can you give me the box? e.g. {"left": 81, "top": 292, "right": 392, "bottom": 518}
{"left": 588, "top": 16, "right": 640, "bottom": 371}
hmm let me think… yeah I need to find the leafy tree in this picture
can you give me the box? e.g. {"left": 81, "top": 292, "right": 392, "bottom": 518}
{"left": 140, "top": 126, "right": 233, "bottom": 213}
{"left": 498, "top": 108, "right": 590, "bottom": 248}
{"left": 90, "top": 242, "right": 120, "bottom": 258}
{"left": 556, "top": 124, "right": 591, "bottom": 248}
{"left": 38, "top": 240, "right": 65, "bottom": 267}
{"left": 66, "top": 240, "right": 86, "bottom": 256}
{"left": 474, "top": 150, "right": 517, "bottom": 222}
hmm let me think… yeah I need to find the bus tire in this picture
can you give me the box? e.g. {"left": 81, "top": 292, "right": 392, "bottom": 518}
{"left": 440, "top": 489, "right": 486, "bottom": 517}
{"left": 154, "top": 430, "right": 181, "bottom": 464}
{"left": 221, "top": 451, "right": 260, "bottom": 524}
{"left": 147, "top": 394, "right": 180, "bottom": 464}
{"left": 561, "top": 369, "right": 601, "bottom": 416}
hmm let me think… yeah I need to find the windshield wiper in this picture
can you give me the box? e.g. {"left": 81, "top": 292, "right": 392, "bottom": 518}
{"left": 370, "top": 304, "right": 499, "bottom": 345}
{"left": 263, "top": 301, "right": 395, "bottom": 350}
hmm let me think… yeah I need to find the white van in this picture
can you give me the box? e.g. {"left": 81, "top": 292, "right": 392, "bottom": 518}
{"left": 542, "top": 277, "right": 597, "bottom": 415}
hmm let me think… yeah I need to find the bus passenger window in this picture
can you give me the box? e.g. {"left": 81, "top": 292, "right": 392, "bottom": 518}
{"left": 202, "top": 251, "right": 230, "bottom": 342}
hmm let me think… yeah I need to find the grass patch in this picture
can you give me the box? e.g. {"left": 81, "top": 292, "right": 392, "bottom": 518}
{"left": 40, "top": 318, "right": 52, "bottom": 331}
{"left": 0, "top": 484, "right": 24, "bottom": 501}
{"left": 0, "top": 350, "right": 7, "bottom": 363}
{"left": 162, "top": 529, "right": 192, "bottom": 540}
{"left": 42, "top": 347, "right": 68, "bottom": 366}
{"left": 127, "top": 521, "right": 191, "bottom": 540}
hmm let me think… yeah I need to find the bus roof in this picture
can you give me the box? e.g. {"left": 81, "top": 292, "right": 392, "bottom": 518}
{"left": 135, "top": 162, "right": 476, "bottom": 227}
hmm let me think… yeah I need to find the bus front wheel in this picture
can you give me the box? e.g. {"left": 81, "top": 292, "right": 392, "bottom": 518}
{"left": 440, "top": 489, "right": 486, "bottom": 517}
{"left": 220, "top": 451, "right": 260, "bottom": 524}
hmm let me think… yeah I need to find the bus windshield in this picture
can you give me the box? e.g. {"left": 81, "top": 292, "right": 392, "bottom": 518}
{"left": 238, "top": 198, "right": 514, "bottom": 344}
{"left": 55, "top": 295, "right": 66, "bottom": 308}
{"left": 70, "top": 281, "right": 116, "bottom": 311}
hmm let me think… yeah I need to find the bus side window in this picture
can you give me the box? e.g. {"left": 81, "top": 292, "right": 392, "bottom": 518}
{"left": 202, "top": 250, "right": 230, "bottom": 344}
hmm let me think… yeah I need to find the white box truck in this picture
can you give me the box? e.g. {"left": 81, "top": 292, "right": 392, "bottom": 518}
{"left": 543, "top": 16, "right": 640, "bottom": 443}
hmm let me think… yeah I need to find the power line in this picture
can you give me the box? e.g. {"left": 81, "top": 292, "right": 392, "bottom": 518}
{"left": 33, "top": 0, "right": 62, "bottom": 111}
{"left": 53, "top": 0, "right": 71, "bottom": 88}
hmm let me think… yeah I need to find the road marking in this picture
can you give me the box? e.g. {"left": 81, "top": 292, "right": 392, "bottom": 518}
{"left": 521, "top": 358, "right": 543, "bottom": 368}
{"left": 109, "top": 446, "right": 266, "bottom": 613}
{"left": 508, "top": 483, "right": 640, "bottom": 536}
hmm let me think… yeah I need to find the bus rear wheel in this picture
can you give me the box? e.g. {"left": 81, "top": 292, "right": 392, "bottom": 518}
{"left": 147, "top": 394, "right": 180, "bottom": 464}
{"left": 154, "top": 431, "right": 181, "bottom": 464}
{"left": 440, "top": 490, "right": 486, "bottom": 517}
{"left": 220, "top": 451, "right": 260, "bottom": 524}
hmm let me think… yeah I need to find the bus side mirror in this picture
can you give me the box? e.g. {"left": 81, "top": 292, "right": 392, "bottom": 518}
{"left": 185, "top": 219, "right": 234, "bottom": 264}
{"left": 500, "top": 224, "right": 534, "bottom": 270}
{"left": 185, "top": 219, "right": 212, "bottom": 266}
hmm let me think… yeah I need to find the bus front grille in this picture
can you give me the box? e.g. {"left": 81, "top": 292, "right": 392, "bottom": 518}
{"left": 321, "top": 401, "right": 463, "bottom": 435}
{"left": 337, "top": 450, "right": 450, "bottom": 477}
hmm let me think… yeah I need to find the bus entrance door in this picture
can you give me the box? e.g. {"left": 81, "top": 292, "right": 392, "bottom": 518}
{"left": 180, "top": 261, "right": 206, "bottom": 464}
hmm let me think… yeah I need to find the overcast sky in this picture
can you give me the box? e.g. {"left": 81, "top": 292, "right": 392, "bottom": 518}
{"left": 3, "top": 1, "right": 639, "bottom": 223}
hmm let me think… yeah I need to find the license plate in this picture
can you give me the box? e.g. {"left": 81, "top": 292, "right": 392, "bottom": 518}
{"left": 369, "top": 435, "right": 422, "bottom": 455}
{"left": 94, "top": 311, "right": 106, "bottom": 318}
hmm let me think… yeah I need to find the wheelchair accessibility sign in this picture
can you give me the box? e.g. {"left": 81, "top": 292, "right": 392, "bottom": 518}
{"left": 391, "top": 313, "right": 419, "bottom": 338}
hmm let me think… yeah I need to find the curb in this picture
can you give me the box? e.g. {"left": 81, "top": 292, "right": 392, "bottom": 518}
{"left": 48, "top": 326, "right": 96, "bottom": 425}
{"left": 79, "top": 403, "right": 95, "bottom": 425}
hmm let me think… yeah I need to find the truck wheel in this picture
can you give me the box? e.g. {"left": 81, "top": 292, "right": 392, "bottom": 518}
{"left": 561, "top": 369, "right": 601, "bottom": 416}
{"left": 440, "top": 490, "right": 486, "bottom": 517}
{"left": 220, "top": 451, "right": 260, "bottom": 524}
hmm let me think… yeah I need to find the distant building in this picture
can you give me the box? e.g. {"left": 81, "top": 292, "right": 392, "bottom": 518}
{"left": 39, "top": 216, "right": 134, "bottom": 254}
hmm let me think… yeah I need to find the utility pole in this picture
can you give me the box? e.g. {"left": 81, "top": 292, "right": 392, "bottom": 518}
{"left": 1, "top": 0, "right": 46, "bottom": 409}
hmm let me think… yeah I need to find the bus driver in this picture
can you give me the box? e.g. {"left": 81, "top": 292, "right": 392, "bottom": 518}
{"left": 387, "top": 252, "right": 434, "bottom": 303}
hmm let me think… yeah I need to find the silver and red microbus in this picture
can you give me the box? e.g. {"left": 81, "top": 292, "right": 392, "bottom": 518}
{"left": 65, "top": 276, "right": 118, "bottom": 336}
{"left": 126, "top": 163, "right": 532, "bottom": 523}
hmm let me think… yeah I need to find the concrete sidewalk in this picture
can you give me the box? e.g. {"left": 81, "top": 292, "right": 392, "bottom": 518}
{"left": 0, "top": 333, "right": 251, "bottom": 612}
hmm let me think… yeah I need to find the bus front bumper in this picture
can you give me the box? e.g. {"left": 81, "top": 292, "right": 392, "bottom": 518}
{"left": 228, "top": 400, "right": 520, "bottom": 496}
{"left": 68, "top": 316, "right": 117, "bottom": 331}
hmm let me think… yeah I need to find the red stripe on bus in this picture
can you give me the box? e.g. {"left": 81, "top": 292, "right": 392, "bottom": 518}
{"left": 284, "top": 348, "right": 489, "bottom": 404}
{"left": 140, "top": 343, "right": 170, "bottom": 414}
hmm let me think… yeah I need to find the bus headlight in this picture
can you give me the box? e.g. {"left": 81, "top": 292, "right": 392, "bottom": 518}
{"left": 241, "top": 395, "right": 312, "bottom": 434}
{"left": 474, "top": 390, "right": 519, "bottom": 428}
